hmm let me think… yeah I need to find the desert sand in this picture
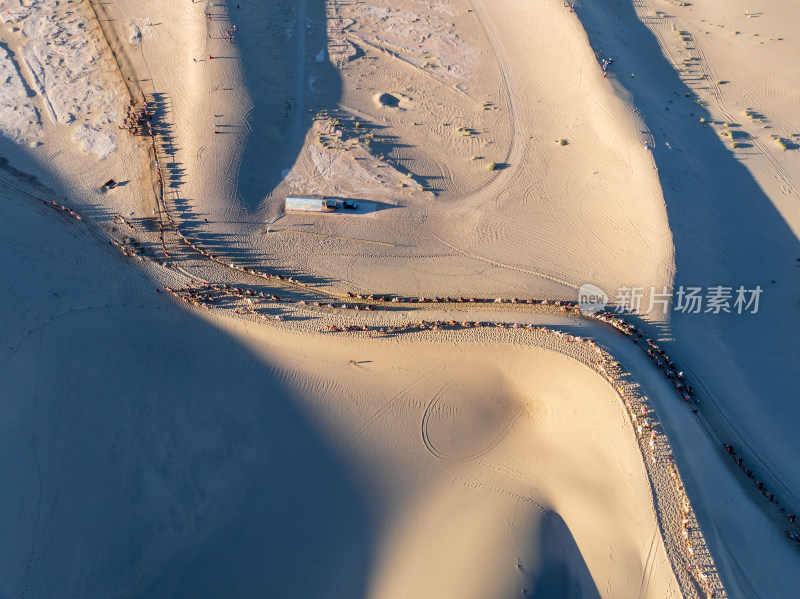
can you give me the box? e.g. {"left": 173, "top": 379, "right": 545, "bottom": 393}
{"left": 1, "top": 0, "right": 799, "bottom": 597}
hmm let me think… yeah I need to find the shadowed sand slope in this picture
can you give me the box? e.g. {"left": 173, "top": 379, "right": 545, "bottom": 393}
{"left": 528, "top": 511, "right": 602, "bottom": 599}
{"left": 0, "top": 193, "right": 373, "bottom": 598}
{"left": 573, "top": 3, "right": 800, "bottom": 594}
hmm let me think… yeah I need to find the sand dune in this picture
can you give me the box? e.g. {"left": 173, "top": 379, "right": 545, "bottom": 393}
{"left": 0, "top": 184, "right": 683, "bottom": 598}
{"left": 1, "top": 0, "right": 799, "bottom": 596}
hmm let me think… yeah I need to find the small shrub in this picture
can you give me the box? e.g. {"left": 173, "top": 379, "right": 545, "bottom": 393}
{"left": 771, "top": 135, "right": 789, "bottom": 150}
{"left": 487, "top": 162, "right": 497, "bottom": 171}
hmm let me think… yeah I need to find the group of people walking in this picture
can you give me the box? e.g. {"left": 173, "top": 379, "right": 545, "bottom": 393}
{"left": 723, "top": 443, "right": 799, "bottom": 545}
{"left": 593, "top": 347, "right": 716, "bottom": 597}
{"left": 41, "top": 200, "right": 83, "bottom": 223}
{"left": 591, "top": 310, "right": 800, "bottom": 548}
{"left": 119, "top": 98, "right": 152, "bottom": 137}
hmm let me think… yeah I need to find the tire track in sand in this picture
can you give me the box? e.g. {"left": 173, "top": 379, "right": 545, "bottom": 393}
{"left": 421, "top": 381, "right": 528, "bottom": 462}
{"left": 432, "top": 233, "right": 577, "bottom": 290}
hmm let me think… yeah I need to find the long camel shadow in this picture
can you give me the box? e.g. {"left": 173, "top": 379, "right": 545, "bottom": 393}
{"left": 234, "top": 0, "right": 342, "bottom": 211}
{"left": 576, "top": 0, "right": 800, "bottom": 591}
